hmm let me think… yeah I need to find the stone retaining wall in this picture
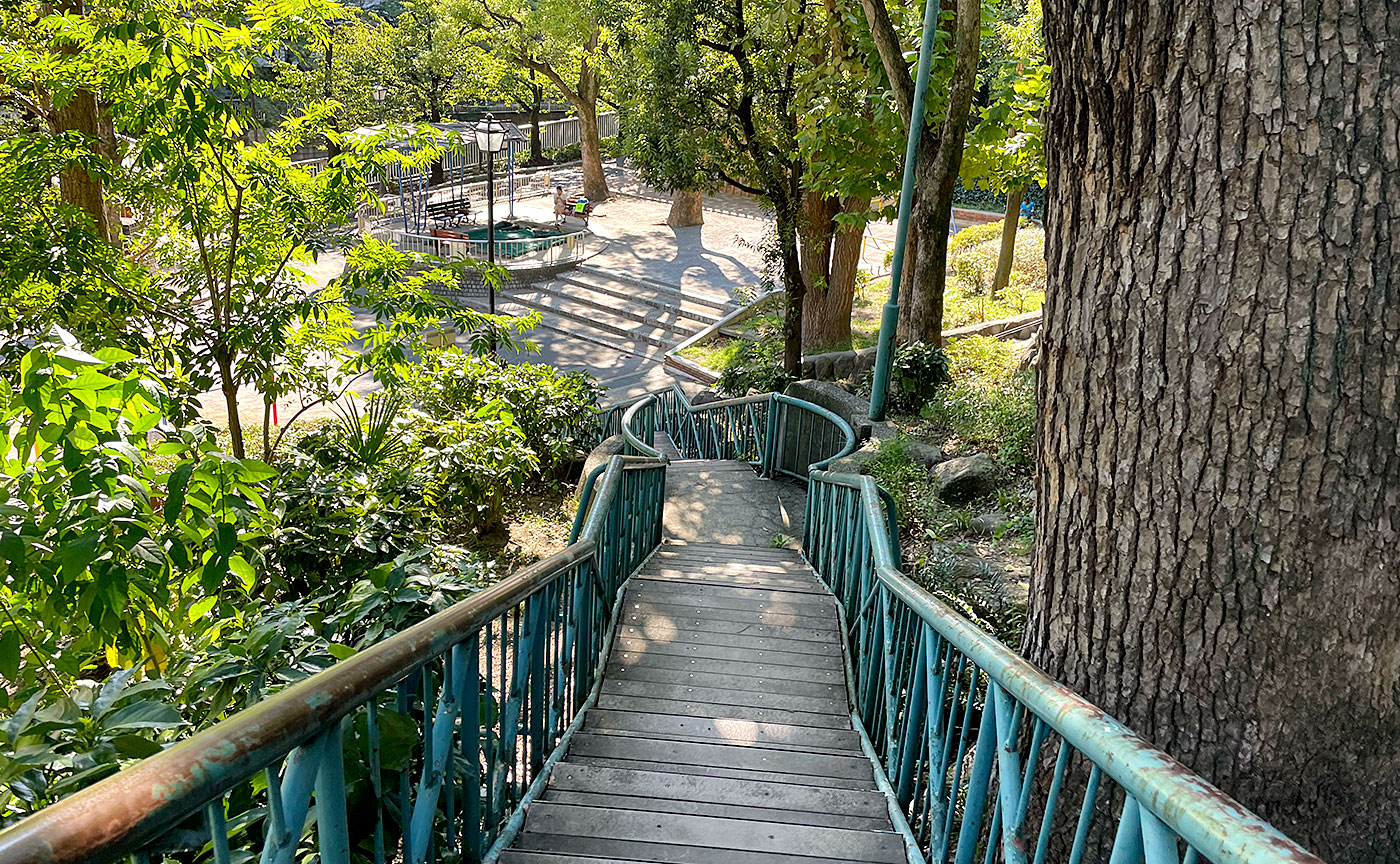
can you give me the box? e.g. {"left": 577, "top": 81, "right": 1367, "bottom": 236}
{"left": 799, "top": 310, "right": 1041, "bottom": 383}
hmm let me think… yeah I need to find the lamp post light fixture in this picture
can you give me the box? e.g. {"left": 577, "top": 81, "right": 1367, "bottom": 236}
{"left": 371, "top": 84, "right": 387, "bottom": 122}
{"left": 474, "top": 112, "right": 508, "bottom": 351}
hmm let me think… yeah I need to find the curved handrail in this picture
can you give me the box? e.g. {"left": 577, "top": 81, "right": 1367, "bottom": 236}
{"left": 0, "top": 453, "right": 669, "bottom": 864}
{"left": 804, "top": 470, "right": 1323, "bottom": 864}
{"left": 620, "top": 394, "right": 661, "bottom": 458}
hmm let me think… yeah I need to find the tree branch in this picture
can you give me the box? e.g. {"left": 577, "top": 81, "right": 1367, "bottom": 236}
{"left": 859, "top": 0, "right": 917, "bottom": 129}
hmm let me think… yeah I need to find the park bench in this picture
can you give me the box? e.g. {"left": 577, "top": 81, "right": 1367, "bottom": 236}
{"left": 426, "top": 196, "right": 474, "bottom": 227}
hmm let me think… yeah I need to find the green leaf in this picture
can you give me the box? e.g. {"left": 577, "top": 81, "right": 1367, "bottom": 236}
{"left": 228, "top": 554, "right": 255, "bottom": 591}
{"left": 326, "top": 643, "right": 355, "bottom": 661}
{"left": 0, "top": 630, "right": 19, "bottom": 681}
{"left": 112, "top": 734, "right": 165, "bottom": 759}
{"left": 101, "top": 700, "right": 184, "bottom": 731}
{"left": 189, "top": 595, "right": 219, "bottom": 622}
{"left": 164, "top": 462, "right": 194, "bottom": 522}
{"left": 61, "top": 533, "right": 102, "bottom": 580}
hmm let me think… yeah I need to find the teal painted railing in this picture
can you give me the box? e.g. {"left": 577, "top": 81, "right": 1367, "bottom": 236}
{"left": 0, "top": 454, "right": 668, "bottom": 864}
{"left": 804, "top": 471, "right": 1322, "bottom": 864}
{"left": 600, "top": 384, "right": 856, "bottom": 476}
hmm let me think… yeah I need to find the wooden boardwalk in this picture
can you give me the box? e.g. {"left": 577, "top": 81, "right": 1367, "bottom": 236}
{"left": 502, "top": 539, "right": 906, "bottom": 863}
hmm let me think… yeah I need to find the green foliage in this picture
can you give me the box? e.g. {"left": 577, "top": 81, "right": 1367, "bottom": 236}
{"left": 713, "top": 317, "right": 792, "bottom": 397}
{"left": 889, "top": 341, "right": 951, "bottom": 413}
{"left": 0, "top": 672, "right": 181, "bottom": 818}
{"left": 945, "top": 224, "right": 1047, "bottom": 327}
{"left": 0, "top": 331, "right": 276, "bottom": 695}
{"left": 960, "top": 0, "right": 1049, "bottom": 196}
{"left": 920, "top": 337, "right": 1037, "bottom": 469}
{"left": 395, "top": 351, "right": 603, "bottom": 476}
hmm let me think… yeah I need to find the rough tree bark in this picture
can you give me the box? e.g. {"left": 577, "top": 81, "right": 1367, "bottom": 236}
{"left": 989, "top": 185, "right": 1022, "bottom": 296}
{"left": 666, "top": 188, "right": 704, "bottom": 227}
{"left": 521, "top": 32, "right": 610, "bottom": 202}
{"left": 51, "top": 0, "right": 117, "bottom": 243}
{"left": 1027, "top": 1, "right": 1400, "bottom": 860}
{"left": 861, "top": 0, "right": 979, "bottom": 345}
{"left": 527, "top": 77, "right": 544, "bottom": 163}
{"left": 800, "top": 191, "right": 870, "bottom": 350}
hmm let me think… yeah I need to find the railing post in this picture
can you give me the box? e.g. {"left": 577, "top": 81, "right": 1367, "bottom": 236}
{"left": 315, "top": 719, "right": 352, "bottom": 864}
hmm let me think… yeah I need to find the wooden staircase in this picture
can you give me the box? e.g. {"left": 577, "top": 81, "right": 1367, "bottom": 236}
{"left": 501, "top": 541, "right": 906, "bottom": 863}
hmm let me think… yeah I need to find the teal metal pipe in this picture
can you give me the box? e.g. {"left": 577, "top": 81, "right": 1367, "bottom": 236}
{"left": 868, "top": 0, "right": 942, "bottom": 421}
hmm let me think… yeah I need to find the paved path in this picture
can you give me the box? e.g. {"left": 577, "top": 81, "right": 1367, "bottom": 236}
{"left": 503, "top": 458, "right": 905, "bottom": 863}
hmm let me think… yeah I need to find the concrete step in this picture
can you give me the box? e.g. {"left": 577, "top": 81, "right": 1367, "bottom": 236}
{"left": 569, "top": 266, "right": 737, "bottom": 320}
{"left": 532, "top": 280, "right": 709, "bottom": 338}
{"left": 505, "top": 290, "right": 681, "bottom": 349}
{"left": 481, "top": 298, "right": 664, "bottom": 360}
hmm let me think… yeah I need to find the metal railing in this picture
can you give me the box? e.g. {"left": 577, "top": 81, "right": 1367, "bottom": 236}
{"left": 803, "top": 471, "right": 1322, "bottom": 864}
{"left": 596, "top": 384, "right": 857, "bottom": 478}
{"left": 375, "top": 227, "right": 591, "bottom": 268}
{"left": 0, "top": 454, "right": 668, "bottom": 864}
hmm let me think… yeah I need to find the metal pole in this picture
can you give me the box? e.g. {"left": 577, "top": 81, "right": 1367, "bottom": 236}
{"left": 868, "top": 0, "right": 941, "bottom": 422}
{"left": 487, "top": 150, "right": 497, "bottom": 354}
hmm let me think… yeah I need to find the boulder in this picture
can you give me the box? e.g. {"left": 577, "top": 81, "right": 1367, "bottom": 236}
{"left": 932, "top": 453, "right": 999, "bottom": 504}
{"left": 800, "top": 358, "right": 817, "bottom": 378}
{"left": 1011, "top": 334, "right": 1039, "bottom": 372}
{"left": 831, "top": 351, "right": 857, "bottom": 380}
{"left": 690, "top": 388, "right": 723, "bottom": 406}
{"left": 783, "top": 379, "right": 873, "bottom": 442}
{"left": 813, "top": 353, "right": 836, "bottom": 381}
{"left": 970, "top": 511, "right": 1011, "bottom": 535}
{"left": 854, "top": 346, "right": 879, "bottom": 373}
{"left": 826, "top": 442, "right": 882, "bottom": 476}
{"left": 578, "top": 434, "right": 625, "bottom": 498}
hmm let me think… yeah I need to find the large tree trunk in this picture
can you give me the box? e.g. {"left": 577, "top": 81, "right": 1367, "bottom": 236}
{"left": 801, "top": 192, "right": 870, "bottom": 351}
{"left": 863, "top": 0, "right": 979, "bottom": 347}
{"left": 576, "top": 99, "right": 609, "bottom": 202}
{"left": 990, "top": 185, "right": 1022, "bottom": 296}
{"left": 1026, "top": 1, "right": 1400, "bottom": 860}
{"left": 774, "top": 197, "right": 806, "bottom": 375}
{"left": 528, "top": 79, "right": 544, "bottom": 164}
{"left": 51, "top": 0, "right": 115, "bottom": 243}
{"left": 667, "top": 188, "right": 704, "bottom": 228}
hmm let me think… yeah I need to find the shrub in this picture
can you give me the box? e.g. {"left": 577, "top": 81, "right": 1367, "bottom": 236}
{"left": 397, "top": 351, "right": 603, "bottom": 476}
{"left": 889, "top": 341, "right": 952, "bottom": 412}
{"left": 715, "top": 339, "right": 791, "bottom": 396}
{"left": 922, "top": 371, "right": 1037, "bottom": 468}
{"left": 949, "top": 219, "right": 1006, "bottom": 254}
{"left": 415, "top": 402, "right": 539, "bottom": 529}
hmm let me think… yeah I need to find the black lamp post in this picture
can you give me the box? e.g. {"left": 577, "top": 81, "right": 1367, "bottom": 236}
{"left": 474, "top": 112, "right": 507, "bottom": 350}
{"left": 371, "top": 83, "right": 387, "bottom": 121}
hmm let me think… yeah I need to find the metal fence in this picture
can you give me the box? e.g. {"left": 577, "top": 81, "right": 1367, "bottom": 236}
{"left": 0, "top": 454, "right": 668, "bottom": 864}
{"left": 291, "top": 113, "right": 619, "bottom": 182}
{"left": 803, "top": 472, "right": 1323, "bottom": 864}
{"left": 373, "top": 227, "right": 592, "bottom": 268}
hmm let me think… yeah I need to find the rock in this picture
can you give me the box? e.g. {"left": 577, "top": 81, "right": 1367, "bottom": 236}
{"left": 831, "top": 351, "right": 856, "bottom": 380}
{"left": 932, "top": 453, "right": 999, "bottom": 504}
{"left": 1011, "top": 334, "right": 1038, "bottom": 372}
{"left": 800, "top": 358, "right": 816, "bottom": 378}
{"left": 902, "top": 439, "right": 947, "bottom": 471}
{"left": 827, "top": 441, "right": 882, "bottom": 475}
{"left": 970, "top": 511, "right": 1010, "bottom": 535}
{"left": 691, "top": 389, "right": 723, "bottom": 406}
{"left": 578, "top": 434, "right": 625, "bottom": 498}
{"left": 783, "top": 379, "right": 873, "bottom": 442}
{"left": 813, "top": 353, "right": 836, "bottom": 381}
{"left": 854, "top": 346, "right": 878, "bottom": 373}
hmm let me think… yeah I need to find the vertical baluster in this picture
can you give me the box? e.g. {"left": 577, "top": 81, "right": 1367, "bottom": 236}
{"left": 315, "top": 718, "right": 351, "bottom": 864}
{"left": 367, "top": 701, "right": 386, "bottom": 864}
{"left": 1139, "top": 802, "right": 1180, "bottom": 864}
{"left": 952, "top": 697, "right": 998, "bottom": 864}
{"left": 461, "top": 637, "right": 483, "bottom": 862}
{"left": 205, "top": 797, "right": 231, "bottom": 864}
{"left": 1067, "top": 765, "right": 1103, "bottom": 864}
{"left": 1108, "top": 797, "right": 1146, "bottom": 864}
{"left": 396, "top": 679, "right": 412, "bottom": 858}
{"left": 895, "top": 628, "right": 928, "bottom": 808}
{"left": 1031, "top": 739, "right": 1071, "bottom": 864}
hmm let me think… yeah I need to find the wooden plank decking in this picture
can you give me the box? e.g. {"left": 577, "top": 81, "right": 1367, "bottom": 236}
{"left": 502, "top": 541, "right": 905, "bottom": 864}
